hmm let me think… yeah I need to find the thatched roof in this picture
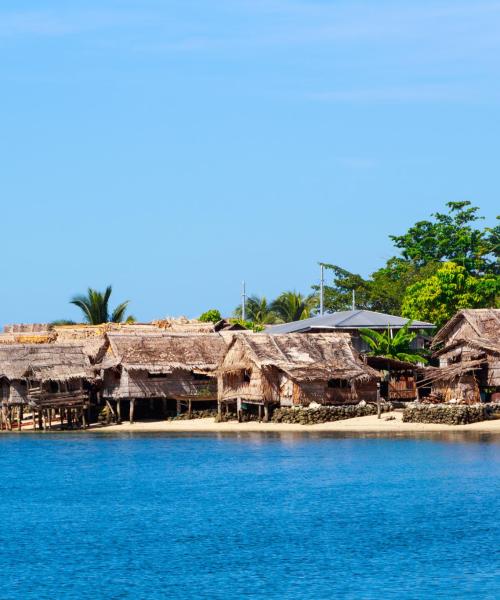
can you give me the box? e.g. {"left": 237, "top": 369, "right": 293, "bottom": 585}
{"left": 0, "top": 344, "right": 92, "bottom": 381}
{"left": 102, "top": 333, "right": 228, "bottom": 374}
{"left": 151, "top": 318, "right": 216, "bottom": 334}
{"left": 221, "top": 333, "right": 379, "bottom": 382}
{"left": 418, "top": 360, "right": 486, "bottom": 386}
{"left": 432, "top": 309, "right": 500, "bottom": 348}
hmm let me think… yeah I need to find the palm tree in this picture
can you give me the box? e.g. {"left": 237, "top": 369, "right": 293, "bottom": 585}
{"left": 70, "top": 286, "right": 133, "bottom": 325}
{"left": 234, "top": 295, "right": 279, "bottom": 325}
{"left": 271, "top": 291, "right": 317, "bottom": 323}
{"left": 360, "top": 321, "right": 428, "bottom": 364}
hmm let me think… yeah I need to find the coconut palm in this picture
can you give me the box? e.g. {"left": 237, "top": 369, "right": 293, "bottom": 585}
{"left": 360, "top": 321, "right": 428, "bottom": 364}
{"left": 70, "top": 286, "right": 133, "bottom": 325}
{"left": 234, "top": 295, "right": 279, "bottom": 325}
{"left": 270, "top": 291, "right": 317, "bottom": 323}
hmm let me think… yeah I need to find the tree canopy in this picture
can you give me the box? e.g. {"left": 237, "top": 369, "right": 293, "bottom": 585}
{"left": 316, "top": 202, "right": 499, "bottom": 319}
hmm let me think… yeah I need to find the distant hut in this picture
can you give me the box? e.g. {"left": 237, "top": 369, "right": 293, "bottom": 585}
{"left": 423, "top": 309, "right": 500, "bottom": 404}
{"left": 98, "top": 333, "right": 227, "bottom": 422}
{"left": 0, "top": 344, "right": 94, "bottom": 430}
{"left": 364, "top": 356, "right": 419, "bottom": 403}
{"left": 218, "top": 333, "right": 379, "bottom": 421}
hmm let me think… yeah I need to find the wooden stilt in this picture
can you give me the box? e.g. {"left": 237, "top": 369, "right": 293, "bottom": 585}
{"left": 82, "top": 408, "right": 87, "bottom": 429}
{"left": 129, "top": 398, "right": 135, "bottom": 424}
{"left": 188, "top": 399, "right": 192, "bottom": 418}
{"left": 116, "top": 400, "right": 121, "bottom": 424}
{"left": 237, "top": 397, "right": 242, "bottom": 423}
{"left": 176, "top": 400, "right": 181, "bottom": 416}
{"left": 263, "top": 403, "right": 269, "bottom": 423}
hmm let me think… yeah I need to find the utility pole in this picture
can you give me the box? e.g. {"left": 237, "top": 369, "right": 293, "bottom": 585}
{"left": 241, "top": 281, "right": 247, "bottom": 321}
{"left": 320, "top": 264, "right": 325, "bottom": 316}
{"left": 352, "top": 289, "right": 356, "bottom": 311}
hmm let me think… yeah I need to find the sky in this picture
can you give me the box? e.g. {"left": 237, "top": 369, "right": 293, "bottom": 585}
{"left": 1, "top": 0, "right": 499, "bottom": 326}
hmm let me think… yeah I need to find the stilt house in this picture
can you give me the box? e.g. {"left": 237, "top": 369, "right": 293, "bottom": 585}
{"left": 424, "top": 309, "right": 500, "bottom": 403}
{"left": 0, "top": 344, "right": 94, "bottom": 430}
{"left": 98, "top": 333, "right": 227, "bottom": 422}
{"left": 218, "top": 333, "right": 379, "bottom": 420}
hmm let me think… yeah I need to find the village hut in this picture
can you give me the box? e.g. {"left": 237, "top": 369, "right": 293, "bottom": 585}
{"left": 0, "top": 344, "right": 94, "bottom": 430}
{"left": 364, "top": 355, "right": 420, "bottom": 402}
{"left": 422, "top": 309, "right": 500, "bottom": 404}
{"left": 217, "top": 333, "right": 380, "bottom": 421}
{"left": 98, "top": 333, "right": 228, "bottom": 422}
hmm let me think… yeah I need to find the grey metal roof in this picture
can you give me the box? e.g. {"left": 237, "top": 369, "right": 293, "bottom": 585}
{"left": 265, "top": 309, "right": 435, "bottom": 335}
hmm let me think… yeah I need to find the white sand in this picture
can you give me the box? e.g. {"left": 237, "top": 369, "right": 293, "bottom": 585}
{"left": 88, "top": 412, "right": 500, "bottom": 435}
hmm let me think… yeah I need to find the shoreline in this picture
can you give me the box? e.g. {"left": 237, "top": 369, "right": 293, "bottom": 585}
{"left": 97, "top": 413, "right": 500, "bottom": 434}
{"left": 3, "top": 411, "right": 499, "bottom": 435}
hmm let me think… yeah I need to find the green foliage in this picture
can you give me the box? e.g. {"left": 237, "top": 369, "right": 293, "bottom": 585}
{"left": 70, "top": 286, "right": 131, "bottom": 325}
{"left": 233, "top": 295, "right": 279, "bottom": 325}
{"left": 49, "top": 319, "right": 77, "bottom": 327}
{"left": 199, "top": 309, "right": 222, "bottom": 323}
{"left": 390, "top": 201, "right": 498, "bottom": 275}
{"left": 360, "top": 321, "right": 428, "bottom": 364}
{"left": 401, "top": 262, "right": 500, "bottom": 328}
{"left": 228, "top": 318, "right": 264, "bottom": 332}
{"left": 270, "top": 291, "right": 317, "bottom": 323}
{"left": 317, "top": 202, "right": 499, "bottom": 317}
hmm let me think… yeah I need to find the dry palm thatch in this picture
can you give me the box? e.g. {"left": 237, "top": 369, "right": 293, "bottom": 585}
{"left": 103, "top": 333, "right": 228, "bottom": 374}
{"left": 0, "top": 344, "right": 92, "bottom": 382}
{"left": 432, "top": 309, "right": 500, "bottom": 348}
{"left": 220, "top": 333, "right": 379, "bottom": 382}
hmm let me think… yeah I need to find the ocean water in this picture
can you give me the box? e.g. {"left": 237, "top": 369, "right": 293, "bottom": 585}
{"left": 0, "top": 433, "right": 499, "bottom": 600}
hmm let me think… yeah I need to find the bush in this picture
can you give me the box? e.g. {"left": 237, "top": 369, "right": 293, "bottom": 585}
{"left": 199, "top": 309, "right": 222, "bottom": 323}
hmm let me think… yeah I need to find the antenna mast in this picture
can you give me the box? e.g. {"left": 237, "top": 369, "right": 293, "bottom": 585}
{"left": 319, "top": 264, "right": 324, "bottom": 316}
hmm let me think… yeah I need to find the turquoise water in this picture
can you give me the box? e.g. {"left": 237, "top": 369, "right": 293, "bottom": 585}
{"left": 0, "top": 433, "right": 499, "bottom": 599}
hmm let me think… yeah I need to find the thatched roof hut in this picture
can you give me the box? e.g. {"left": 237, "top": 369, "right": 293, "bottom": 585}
{"left": 432, "top": 309, "right": 500, "bottom": 348}
{"left": 423, "top": 309, "right": 500, "bottom": 403}
{"left": 218, "top": 333, "right": 379, "bottom": 417}
{"left": 0, "top": 344, "right": 94, "bottom": 429}
{"left": 98, "top": 333, "right": 228, "bottom": 421}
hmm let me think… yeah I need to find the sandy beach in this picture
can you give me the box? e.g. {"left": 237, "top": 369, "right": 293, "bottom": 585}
{"left": 86, "top": 411, "right": 500, "bottom": 435}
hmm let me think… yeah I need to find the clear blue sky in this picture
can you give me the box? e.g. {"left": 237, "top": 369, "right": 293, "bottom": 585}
{"left": 1, "top": 1, "right": 499, "bottom": 326}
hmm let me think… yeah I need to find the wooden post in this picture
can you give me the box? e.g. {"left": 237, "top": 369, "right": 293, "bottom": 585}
{"left": 33, "top": 410, "right": 37, "bottom": 431}
{"left": 217, "top": 401, "right": 222, "bottom": 419}
{"left": 377, "top": 383, "right": 381, "bottom": 419}
{"left": 82, "top": 407, "right": 87, "bottom": 429}
{"left": 116, "top": 400, "right": 121, "bottom": 424}
{"left": 129, "top": 398, "right": 135, "bottom": 424}
{"left": 258, "top": 404, "right": 263, "bottom": 422}
{"left": 38, "top": 410, "right": 43, "bottom": 430}
{"left": 48, "top": 408, "right": 52, "bottom": 430}
{"left": 263, "top": 403, "right": 269, "bottom": 423}
{"left": 237, "top": 398, "right": 242, "bottom": 423}
{"left": 188, "top": 399, "right": 192, "bottom": 418}
{"left": 176, "top": 400, "right": 181, "bottom": 416}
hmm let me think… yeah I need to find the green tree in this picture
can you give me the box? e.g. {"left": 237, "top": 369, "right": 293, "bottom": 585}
{"left": 233, "top": 295, "right": 279, "bottom": 325}
{"left": 70, "top": 286, "right": 132, "bottom": 325}
{"left": 390, "top": 201, "right": 498, "bottom": 275}
{"left": 360, "top": 321, "right": 428, "bottom": 364}
{"left": 401, "top": 262, "right": 500, "bottom": 328}
{"left": 199, "top": 309, "right": 222, "bottom": 323}
{"left": 271, "top": 291, "right": 317, "bottom": 323}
